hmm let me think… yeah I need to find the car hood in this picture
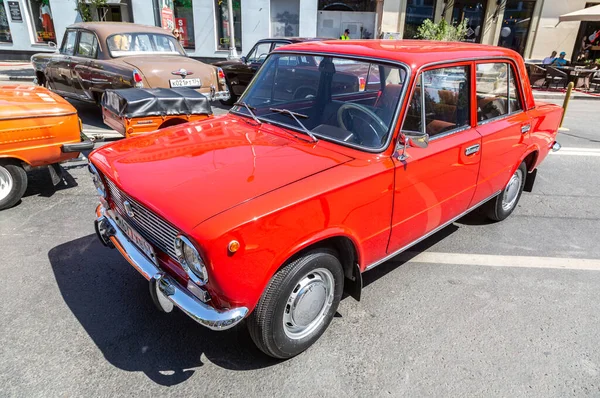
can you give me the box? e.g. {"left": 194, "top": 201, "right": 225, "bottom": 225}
{"left": 118, "top": 55, "right": 217, "bottom": 90}
{"left": 90, "top": 114, "right": 353, "bottom": 232}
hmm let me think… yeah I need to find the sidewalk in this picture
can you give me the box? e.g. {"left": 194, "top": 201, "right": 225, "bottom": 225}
{"left": 0, "top": 62, "right": 35, "bottom": 81}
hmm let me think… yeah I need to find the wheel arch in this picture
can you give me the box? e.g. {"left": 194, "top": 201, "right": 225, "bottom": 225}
{"left": 275, "top": 231, "right": 364, "bottom": 301}
{"left": 0, "top": 155, "right": 29, "bottom": 167}
{"left": 158, "top": 118, "right": 188, "bottom": 129}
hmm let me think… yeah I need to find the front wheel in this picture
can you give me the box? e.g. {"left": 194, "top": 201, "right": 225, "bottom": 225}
{"left": 485, "top": 162, "right": 527, "bottom": 221}
{"left": 247, "top": 249, "right": 344, "bottom": 359}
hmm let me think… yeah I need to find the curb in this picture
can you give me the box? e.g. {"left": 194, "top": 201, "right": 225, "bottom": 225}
{"left": 533, "top": 94, "right": 600, "bottom": 101}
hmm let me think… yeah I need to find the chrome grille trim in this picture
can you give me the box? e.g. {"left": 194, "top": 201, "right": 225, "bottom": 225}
{"left": 104, "top": 177, "right": 179, "bottom": 260}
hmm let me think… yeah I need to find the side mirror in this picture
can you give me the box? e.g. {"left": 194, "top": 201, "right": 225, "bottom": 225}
{"left": 405, "top": 130, "right": 429, "bottom": 149}
{"left": 240, "top": 56, "right": 247, "bottom": 63}
{"left": 395, "top": 130, "right": 429, "bottom": 161}
{"left": 48, "top": 41, "right": 57, "bottom": 50}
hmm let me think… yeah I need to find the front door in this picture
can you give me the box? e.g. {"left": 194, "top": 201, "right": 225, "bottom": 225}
{"left": 70, "top": 30, "right": 100, "bottom": 101}
{"left": 235, "top": 41, "right": 273, "bottom": 96}
{"left": 388, "top": 63, "right": 482, "bottom": 253}
{"left": 48, "top": 29, "right": 78, "bottom": 94}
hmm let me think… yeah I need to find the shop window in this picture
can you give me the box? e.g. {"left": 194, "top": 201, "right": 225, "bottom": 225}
{"left": 174, "top": 0, "right": 194, "bottom": 49}
{"left": 271, "top": 0, "right": 299, "bottom": 37}
{"left": 497, "top": 0, "right": 536, "bottom": 55}
{"left": 26, "top": 0, "right": 56, "bottom": 44}
{"left": 404, "top": 0, "right": 436, "bottom": 39}
{"left": 451, "top": 0, "right": 487, "bottom": 43}
{"left": 0, "top": 0, "right": 12, "bottom": 43}
{"left": 216, "top": 0, "right": 241, "bottom": 51}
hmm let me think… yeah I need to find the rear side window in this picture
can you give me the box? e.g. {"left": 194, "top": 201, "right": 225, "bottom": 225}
{"left": 422, "top": 66, "right": 470, "bottom": 137}
{"left": 476, "top": 62, "right": 522, "bottom": 123}
{"left": 77, "top": 32, "right": 98, "bottom": 58}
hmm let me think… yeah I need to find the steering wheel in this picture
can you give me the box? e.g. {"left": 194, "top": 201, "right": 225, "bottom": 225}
{"left": 337, "top": 102, "right": 388, "bottom": 145}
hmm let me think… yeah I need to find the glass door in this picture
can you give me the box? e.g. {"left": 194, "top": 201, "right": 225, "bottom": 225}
{"left": 497, "top": 0, "right": 537, "bottom": 55}
{"left": 451, "top": 0, "right": 487, "bottom": 43}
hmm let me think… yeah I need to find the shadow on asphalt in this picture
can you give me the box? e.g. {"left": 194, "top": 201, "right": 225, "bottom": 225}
{"left": 22, "top": 164, "right": 80, "bottom": 199}
{"left": 48, "top": 234, "right": 277, "bottom": 386}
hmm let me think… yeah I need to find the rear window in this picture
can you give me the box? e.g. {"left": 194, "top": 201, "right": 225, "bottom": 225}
{"left": 107, "top": 33, "right": 185, "bottom": 57}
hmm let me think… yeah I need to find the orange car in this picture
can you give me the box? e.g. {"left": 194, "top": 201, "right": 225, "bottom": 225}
{"left": 0, "top": 85, "right": 93, "bottom": 210}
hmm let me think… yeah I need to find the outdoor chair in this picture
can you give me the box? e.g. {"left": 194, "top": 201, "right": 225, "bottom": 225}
{"left": 572, "top": 69, "right": 598, "bottom": 90}
{"left": 544, "top": 67, "right": 568, "bottom": 89}
{"left": 526, "top": 63, "right": 547, "bottom": 87}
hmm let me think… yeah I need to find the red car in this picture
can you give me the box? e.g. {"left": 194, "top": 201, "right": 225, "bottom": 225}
{"left": 89, "top": 40, "right": 563, "bottom": 358}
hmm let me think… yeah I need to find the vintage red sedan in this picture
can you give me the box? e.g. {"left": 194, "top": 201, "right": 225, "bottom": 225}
{"left": 89, "top": 40, "right": 563, "bottom": 358}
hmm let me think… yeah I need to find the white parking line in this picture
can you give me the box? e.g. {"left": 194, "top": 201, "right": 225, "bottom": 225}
{"left": 396, "top": 252, "right": 600, "bottom": 271}
{"left": 551, "top": 147, "right": 600, "bottom": 157}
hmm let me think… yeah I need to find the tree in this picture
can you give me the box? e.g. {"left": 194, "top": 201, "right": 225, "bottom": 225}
{"left": 75, "top": 0, "right": 108, "bottom": 22}
{"left": 417, "top": 19, "right": 469, "bottom": 42}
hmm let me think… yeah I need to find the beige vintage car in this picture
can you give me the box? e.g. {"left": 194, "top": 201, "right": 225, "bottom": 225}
{"left": 31, "top": 22, "right": 229, "bottom": 103}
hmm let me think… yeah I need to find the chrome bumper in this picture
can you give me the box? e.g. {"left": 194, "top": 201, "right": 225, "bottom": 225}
{"left": 210, "top": 90, "right": 230, "bottom": 101}
{"left": 95, "top": 204, "right": 248, "bottom": 330}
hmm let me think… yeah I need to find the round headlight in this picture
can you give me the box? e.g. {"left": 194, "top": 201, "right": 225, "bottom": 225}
{"left": 175, "top": 235, "right": 208, "bottom": 283}
{"left": 88, "top": 162, "right": 106, "bottom": 198}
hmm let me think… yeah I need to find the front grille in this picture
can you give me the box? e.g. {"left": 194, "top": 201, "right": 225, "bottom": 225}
{"left": 104, "top": 177, "right": 179, "bottom": 260}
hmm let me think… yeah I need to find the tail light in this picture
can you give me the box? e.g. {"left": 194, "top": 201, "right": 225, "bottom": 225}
{"left": 133, "top": 69, "right": 144, "bottom": 88}
{"left": 217, "top": 67, "right": 226, "bottom": 86}
{"left": 358, "top": 76, "right": 366, "bottom": 92}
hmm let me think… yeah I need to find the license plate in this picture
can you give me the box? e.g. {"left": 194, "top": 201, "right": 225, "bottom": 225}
{"left": 113, "top": 212, "right": 157, "bottom": 264}
{"left": 170, "top": 78, "right": 201, "bottom": 88}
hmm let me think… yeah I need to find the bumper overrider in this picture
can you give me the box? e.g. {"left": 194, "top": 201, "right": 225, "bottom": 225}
{"left": 94, "top": 204, "right": 248, "bottom": 330}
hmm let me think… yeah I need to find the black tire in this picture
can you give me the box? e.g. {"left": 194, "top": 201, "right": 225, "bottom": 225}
{"left": 220, "top": 80, "right": 237, "bottom": 106}
{"left": 485, "top": 162, "right": 527, "bottom": 221}
{"left": 0, "top": 162, "right": 28, "bottom": 211}
{"left": 247, "top": 249, "right": 344, "bottom": 359}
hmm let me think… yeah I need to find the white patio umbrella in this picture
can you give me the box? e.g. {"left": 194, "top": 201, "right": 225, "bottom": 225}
{"left": 559, "top": 4, "right": 600, "bottom": 22}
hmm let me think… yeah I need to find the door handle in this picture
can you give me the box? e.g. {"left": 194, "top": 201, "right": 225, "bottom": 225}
{"left": 465, "top": 144, "right": 480, "bottom": 156}
{"left": 521, "top": 124, "right": 531, "bottom": 134}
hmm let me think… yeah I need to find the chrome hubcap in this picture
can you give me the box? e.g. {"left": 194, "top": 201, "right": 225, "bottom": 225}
{"left": 0, "top": 166, "right": 13, "bottom": 201}
{"left": 502, "top": 168, "right": 523, "bottom": 211}
{"left": 283, "top": 268, "right": 335, "bottom": 340}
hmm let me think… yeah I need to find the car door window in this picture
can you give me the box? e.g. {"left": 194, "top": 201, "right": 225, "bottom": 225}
{"left": 422, "top": 65, "right": 470, "bottom": 137}
{"left": 61, "top": 30, "right": 78, "bottom": 56}
{"left": 476, "top": 63, "right": 509, "bottom": 122}
{"left": 76, "top": 31, "right": 98, "bottom": 58}
{"left": 508, "top": 66, "right": 522, "bottom": 112}
{"left": 247, "top": 43, "right": 272, "bottom": 64}
{"left": 272, "top": 42, "right": 288, "bottom": 50}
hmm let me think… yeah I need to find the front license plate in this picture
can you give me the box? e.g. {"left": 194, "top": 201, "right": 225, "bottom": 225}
{"left": 113, "top": 213, "right": 157, "bottom": 264}
{"left": 170, "top": 78, "right": 201, "bottom": 88}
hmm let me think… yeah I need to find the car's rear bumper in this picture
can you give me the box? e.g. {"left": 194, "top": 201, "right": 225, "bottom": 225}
{"left": 210, "top": 90, "right": 230, "bottom": 102}
{"left": 94, "top": 204, "right": 248, "bottom": 330}
{"left": 62, "top": 140, "right": 94, "bottom": 153}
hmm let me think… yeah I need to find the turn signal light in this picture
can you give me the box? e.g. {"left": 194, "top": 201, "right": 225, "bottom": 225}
{"left": 217, "top": 67, "right": 226, "bottom": 85}
{"left": 133, "top": 70, "right": 144, "bottom": 88}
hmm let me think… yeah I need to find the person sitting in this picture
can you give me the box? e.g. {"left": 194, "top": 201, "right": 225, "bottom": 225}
{"left": 552, "top": 52, "right": 568, "bottom": 67}
{"left": 542, "top": 51, "right": 557, "bottom": 65}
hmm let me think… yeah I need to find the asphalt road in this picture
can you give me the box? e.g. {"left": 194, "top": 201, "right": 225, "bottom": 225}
{"left": 1, "top": 98, "right": 600, "bottom": 396}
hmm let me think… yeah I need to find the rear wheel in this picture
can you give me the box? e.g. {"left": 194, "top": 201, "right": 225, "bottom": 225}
{"left": 485, "top": 162, "right": 527, "bottom": 221}
{"left": 247, "top": 249, "right": 344, "bottom": 359}
{"left": 0, "top": 162, "right": 27, "bottom": 210}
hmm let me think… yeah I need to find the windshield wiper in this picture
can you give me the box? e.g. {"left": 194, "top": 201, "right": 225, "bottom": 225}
{"left": 234, "top": 101, "right": 262, "bottom": 124}
{"left": 268, "top": 108, "right": 318, "bottom": 142}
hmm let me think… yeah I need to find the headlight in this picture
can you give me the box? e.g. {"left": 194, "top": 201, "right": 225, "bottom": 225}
{"left": 175, "top": 235, "right": 208, "bottom": 284}
{"left": 88, "top": 162, "right": 106, "bottom": 198}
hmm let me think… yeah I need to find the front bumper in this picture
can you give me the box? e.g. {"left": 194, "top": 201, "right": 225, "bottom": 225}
{"left": 62, "top": 139, "right": 94, "bottom": 153}
{"left": 94, "top": 204, "right": 248, "bottom": 330}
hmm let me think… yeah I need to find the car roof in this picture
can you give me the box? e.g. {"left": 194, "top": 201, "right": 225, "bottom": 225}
{"left": 67, "top": 22, "right": 171, "bottom": 39}
{"left": 258, "top": 37, "right": 332, "bottom": 44}
{"left": 273, "top": 39, "right": 522, "bottom": 68}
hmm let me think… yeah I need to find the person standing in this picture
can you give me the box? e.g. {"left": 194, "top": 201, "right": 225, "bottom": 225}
{"left": 542, "top": 51, "right": 557, "bottom": 65}
{"left": 340, "top": 29, "right": 350, "bottom": 40}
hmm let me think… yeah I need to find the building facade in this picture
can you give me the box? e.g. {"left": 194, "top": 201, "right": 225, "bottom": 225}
{"left": 0, "top": 0, "right": 599, "bottom": 62}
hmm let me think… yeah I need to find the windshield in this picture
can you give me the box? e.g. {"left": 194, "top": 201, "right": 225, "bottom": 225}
{"left": 233, "top": 53, "right": 407, "bottom": 150}
{"left": 107, "top": 33, "right": 185, "bottom": 57}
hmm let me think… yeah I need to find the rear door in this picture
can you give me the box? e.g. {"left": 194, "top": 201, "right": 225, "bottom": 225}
{"left": 470, "top": 61, "right": 529, "bottom": 205}
{"left": 48, "top": 29, "right": 78, "bottom": 94}
{"left": 388, "top": 63, "right": 482, "bottom": 253}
